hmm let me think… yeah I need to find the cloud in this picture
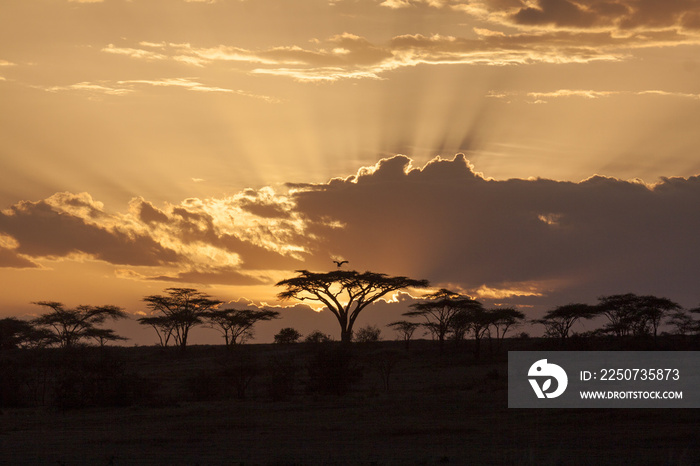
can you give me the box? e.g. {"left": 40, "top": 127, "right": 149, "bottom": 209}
{"left": 0, "top": 189, "right": 314, "bottom": 286}
{"left": 288, "top": 155, "right": 700, "bottom": 307}
{"left": 97, "top": 30, "right": 648, "bottom": 83}
{"left": 0, "top": 233, "right": 38, "bottom": 269}
{"left": 144, "top": 267, "right": 270, "bottom": 286}
{"left": 46, "top": 82, "right": 135, "bottom": 96}
{"left": 0, "top": 193, "right": 181, "bottom": 266}
{"left": 45, "top": 77, "right": 280, "bottom": 102}
{"left": 5, "top": 157, "right": 700, "bottom": 309}
{"left": 488, "top": 88, "right": 700, "bottom": 103}
{"left": 93, "top": 0, "right": 700, "bottom": 84}
{"left": 385, "top": 0, "right": 700, "bottom": 33}
{"left": 102, "top": 44, "right": 169, "bottom": 61}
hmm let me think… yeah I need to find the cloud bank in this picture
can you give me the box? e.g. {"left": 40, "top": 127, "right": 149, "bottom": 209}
{"left": 2, "top": 156, "right": 699, "bottom": 309}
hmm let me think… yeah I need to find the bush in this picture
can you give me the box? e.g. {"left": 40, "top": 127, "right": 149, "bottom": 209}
{"left": 274, "top": 327, "right": 302, "bottom": 344}
{"left": 304, "top": 330, "right": 333, "bottom": 344}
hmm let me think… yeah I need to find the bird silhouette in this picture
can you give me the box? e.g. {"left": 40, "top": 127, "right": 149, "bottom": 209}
{"left": 333, "top": 259, "right": 348, "bottom": 268}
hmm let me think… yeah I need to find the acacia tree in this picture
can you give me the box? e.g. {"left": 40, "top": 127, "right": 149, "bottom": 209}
{"left": 534, "top": 303, "right": 597, "bottom": 342}
{"left": 276, "top": 270, "right": 429, "bottom": 343}
{"left": 31, "top": 301, "right": 127, "bottom": 348}
{"left": 453, "top": 305, "right": 493, "bottom": 357}
{"left": 138, "top": 288, "right": 222, "bottom": 350}
{"left": 403, "top": 289, "right": 481, "bottom": 351}
{"left": 0, "top": 317, "right": 53, "bottom": 350}
{"left": 204, "top": 308, "right": 280, "bottom": 346}
{"left": 666, "top": 309, "right": 697, "bottom": 336}
{"left": 136, "top": 315, "right": 176, "bottom": 347}
{"left": 488, "top": 307, "right": 526, "bottom": 341}
{"left": 387, "top": 320, "right": 420, "bottom": 348}
{"left": 596, "top": 294, "right": 680, "bottom": 338}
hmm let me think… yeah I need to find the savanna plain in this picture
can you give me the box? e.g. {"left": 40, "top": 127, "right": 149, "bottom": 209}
{"left": 1, "top": 337, "right": 698, "bottom": 465}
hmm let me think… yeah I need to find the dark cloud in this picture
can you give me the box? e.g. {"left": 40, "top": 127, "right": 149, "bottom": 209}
{"left": 238, "top": 198, "right": 291, "bottom": 219}
{"left": 291, "top": 155, "right": 700, "bottom": 308}
{"left": 0, "top": 199, "right": 181, "bottom": 266}
{"left": 134, "top": 198, "right": 169, "bottom": 224}
{"left": 512, "top": 0, "right": 600, "bottom": 27}
{"left": 149, "top": 267, "right": 269, "bottom": 286}
{"left": 508, "top": 0, "right": 700, "bottom": 30}
{"left": 0, "top": 247, "right": 38, "bottom": 268}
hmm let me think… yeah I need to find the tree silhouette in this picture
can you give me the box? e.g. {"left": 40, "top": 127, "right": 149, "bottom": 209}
{"left": 274, "top": 327, "right": 302, "bottom": 344}
{"left": 304, "top": 330, "right": 333, "bottom": 343}
{"left": 276, "top": 270, "right": 429, "bottom": 343}
{"left": 136, "top": 315, "right": 176, "bottom": 347}
{"left": 138, "top": 288, "right": 222, "bottom": 350}
{"left": 0, "top": 317, "right": 53, "bottom": 350}
{"left": 666, "top": 309, "right": 697, "bottom": 336}
{"left": 403, "top": 289, "right": 481, "bottom": 352}
{"left": 596, "top": 294, "right": 680, "bottom": 338}
{"left": 488, "top": 307, "right": 526, "bottom": 341}
{"left": 31, "top": 302, "right": 127, "bottom": 348}
{"left": 204, "top": 308, "right": 280, "bottom": 346}
{"left": 534, "top": 303, "right": 597, "bottom": 343}
{"left": 387, "top": 320, "right": 420, "bottom": 348}
{"left": 451, "top": 304, "right": 492, "bottom": 357}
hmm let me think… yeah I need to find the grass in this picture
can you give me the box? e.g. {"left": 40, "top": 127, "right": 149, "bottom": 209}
{"left": 1, "top": 338, "right": 698, "bottom": 465}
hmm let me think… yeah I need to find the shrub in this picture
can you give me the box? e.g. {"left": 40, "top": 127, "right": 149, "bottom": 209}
{"left": 304, "top": 330, "right": 333, "bottom": 344}
{"left": 274, "top": 327, "right": 302, "bottom": 344}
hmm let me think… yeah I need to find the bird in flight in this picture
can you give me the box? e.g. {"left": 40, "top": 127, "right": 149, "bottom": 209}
{"left": 333, "top": 259, "right": 348, "bottom": 268}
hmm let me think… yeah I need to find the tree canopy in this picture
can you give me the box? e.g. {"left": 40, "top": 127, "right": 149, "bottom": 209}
{"left": 204, "top": 308, "right": 280, "bottom": 346}
{"left": 276, "top": 269, "right": 429, "bottom": 343}
{"left": 31, "top": 301, "right": 127, "bottom": 348}
{"left": 596, "top": 294, "right": 680, "bottom": 338}
{"left": 403, "top": 289, "right": 482, "bottom": 350}
{"left": 138, "top": 288, "right": 222, "bottom": 350}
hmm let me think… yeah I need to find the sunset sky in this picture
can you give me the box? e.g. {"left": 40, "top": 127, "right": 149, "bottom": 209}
{"left": 1, "top": 0, "right": 699, "bottom": 344}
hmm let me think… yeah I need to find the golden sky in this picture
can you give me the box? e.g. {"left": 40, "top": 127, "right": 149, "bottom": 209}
{"left": 1, "top": 0, "right": 700, "bottom": 342}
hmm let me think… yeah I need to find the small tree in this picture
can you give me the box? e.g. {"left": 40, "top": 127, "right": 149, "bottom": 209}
{"left": 274, "top": 327, "right": 302, "bottom": 344}
{"left": 31, "top": 302, "right": 127, "bottom": 348}
{"left": 596, "top": 294, "right": 680, "bottom": 338}
{"left": 136, "top": 315, "right": 176, "bottom": 347}
{"left": 0, "top": 317, "right": 53, "bottom": 350}
{"left": 276, "top": 269, "right": 429, "bottom": 343}
{"left": 488, "top": 307, "right": 526, "bottom": 341}
{"left": 534, "top": 303, "right": 597, "bottom": 343}
{"left": 139, "top": 288, "right": 222, "bottom": 350}
{"left": 85, "top": 327, "right": 128, "bottom": 347}
{"left": 403, "top": 289, "right": 481, "bottom": 352}
{"left": 387, "top": 320, "right": 420, "bottom": 348}
{"left": 457, "top": 305, "right": 492, "bottom": 358}
{"left": 204, "top": 308, "right": 280, "bottom": 346}
{"left": 666, "top": 309, "right": 697, "bottom": 336}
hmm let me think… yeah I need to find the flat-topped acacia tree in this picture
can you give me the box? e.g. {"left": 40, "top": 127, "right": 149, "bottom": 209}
{"left": 139, "top": 288, "right": 222, "bottom": 350}
{"left": 276, "top": 270, "right": 429, "bottom": 343}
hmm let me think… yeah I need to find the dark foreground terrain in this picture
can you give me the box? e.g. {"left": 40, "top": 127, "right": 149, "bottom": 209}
{"left": 1, "top": 337, "right": 698, "bottom": 465}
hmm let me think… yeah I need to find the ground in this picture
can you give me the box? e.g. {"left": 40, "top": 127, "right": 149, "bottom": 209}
{"left": 1, "top": 338, "right": 698, "bottom": 465}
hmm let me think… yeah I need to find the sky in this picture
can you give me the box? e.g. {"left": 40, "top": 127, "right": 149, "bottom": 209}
{"left": 1, "top": 0, "right": 699, "bottom": 344}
